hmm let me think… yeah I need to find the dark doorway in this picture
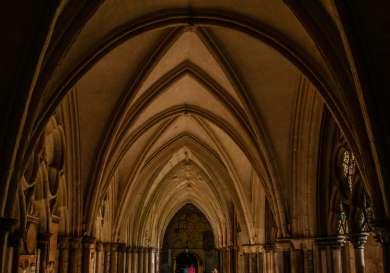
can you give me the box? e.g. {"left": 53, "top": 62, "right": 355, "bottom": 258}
{"left": 160, "top": 203, "right": 219, "bottom": 273}
{"left": 175, "top": 252, "right": 199, "bottom": 273}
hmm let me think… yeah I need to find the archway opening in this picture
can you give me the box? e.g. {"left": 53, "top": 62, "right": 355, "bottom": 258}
{"left": 175, "top": 252, "right": 199, "bottom": 273}
{"left": 160, "top": 204, "right": 219, "bottom": 273}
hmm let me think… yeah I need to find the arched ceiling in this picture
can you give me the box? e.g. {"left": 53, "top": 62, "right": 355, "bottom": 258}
{"left": 56, "top": 0, "right": 326, "bottom": 245}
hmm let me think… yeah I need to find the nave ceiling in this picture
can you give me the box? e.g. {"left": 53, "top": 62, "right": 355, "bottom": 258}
{"left": 2, "top": 1, "right": 390, "bottom": 272}
{"left": 56, "top": 12, "right": 325, "bottom": 245}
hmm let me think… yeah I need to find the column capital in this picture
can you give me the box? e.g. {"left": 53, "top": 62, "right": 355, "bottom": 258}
{"left": 315, "top": 235, "right": 346, "bottom": 249}
{"left": 350, "top": 232, "right": 369, "bottom": 249}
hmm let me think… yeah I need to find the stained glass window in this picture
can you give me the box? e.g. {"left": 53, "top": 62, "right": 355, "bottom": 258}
{"left": 342, "top": 150, "right": 356, "bottom": 191}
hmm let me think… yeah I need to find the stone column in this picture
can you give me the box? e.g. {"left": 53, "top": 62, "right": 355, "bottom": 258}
{"left": 143, "top": 247, "right": 148, "bottom": 273}
{"left": 0, "top": 217, "right": 16, "bottom": 273}
{"left": 248, "top": 252, "right": 253, "bottom": 273}
{"left": 58, "top": 236, "right": 70, "bottom": 273}
{"left": 117, "top": 244, "right": 126, "bottom": 273}
{"left": 232, "top": 247, "right": 238, "bottom": 273}
{"left": 96, "top": 242, "right": 104, "bottom": 273}
{"left": 273, "top": 250, "right": 284, "bottom": 273}
{"left": 126, "top": 247, "right": 132, "bottom": 273}
{"left": 150, "top": 248, "right": 157, "bottom": 273}
{"left": 303, "top": 249, "right": 314, "bottom": 273}
{"left": 154, "top": 248, "right": 160, "bottom": 273}
{"left": 264, "top": 244, "right": 274, "bottom": 273}
{"left": 261, "top": 252, "right": 267, "bottom": 273}
{"left": 221, "top": 248, "right": 228, "bottom": 273}
{"left": 218, "top": 248, "right": 223, "bottom": 273}
{"left": 258, "top": 251, "right": 264, "bottom": 273}
{"left": 289, "top": 249, "right": 300, "bottom": 273}
{"left": 132, "top": 248, "right": 138, "bottom": 273}
{"left": 38, "top": 232, "right": 52, "bottom": 273}
{"left": 110, "top": 243, "right": 119, "bottom": 273}
{"left": 103, "top": 243, "right": 111, "bottom": 273}
{"left": 82, "top": 237, "right": 96, "bottom": 273}
{"left": 226, "top": 246, "right": 233, "bottom": 273}
{"left": 350, "top": 233, "right": 368, "bottom": 273}
{"left": 138, "top": 248, "right": 144, "bottom": 273}
{"left": 69, "top": 237, "right": 83, "bottom": 273}
{"left": 9, "top": 229, "right": 24, "bottom": 273}
{"left": 316, "top": 236, "right": 345, "bottom": 273}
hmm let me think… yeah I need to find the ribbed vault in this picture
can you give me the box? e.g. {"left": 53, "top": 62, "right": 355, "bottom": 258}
{"left": 2, "top": 1, "right": 390, "bottom": 273}
{"left": 56, "top": 5, "right": 326, "bottom": 250}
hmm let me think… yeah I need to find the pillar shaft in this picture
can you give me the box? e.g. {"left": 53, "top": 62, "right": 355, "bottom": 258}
{"left": 38, "top": 232, "right": 52, "bottom": 273}
{"left": 117, "top": 244, "right": 126, "bottom": 273}
{"left": 316, "top": 236, "right": 345, "bottom": 273}
{"left": 350, "top": 233, "right": 368, "bottom": 273}
{"left": 58, "top": 236, "right": 70, "bottom": 273}
{"left": 154, "top": 249, "right": 159, "bottom": 273}
{"left": 132, "top": 249, "right": 138, "bottom": 273}
{"left": 264, "top": 245, "right": 274, "bottom": 273}
{"left": 144, "top": 248, "right": 149, "bottom": 273}
{"left": 248, "top": 253, "right": 253, "bottom": 273}
{"left": 104, "top": 243, "right": 111, "bottom": 273}
{"left": 69, "top": 237, "right": 83, "bottom": 273}
{"left": 139, "top": 248, "right": 144, "bottom": 273}
{"left": 110, "top": 243, "right": 119, "bottom": 273}
{"left": 96, "top": 242, "right": 104, "bottom": 273}
{"left": 126, "top": 248, "right": 132, "bottom": 273}
{"left": 82, "top": 237, "right": 96, "bottom": 273}
{"left": 303, "top": 250, "right": 314, "bottom": 273}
